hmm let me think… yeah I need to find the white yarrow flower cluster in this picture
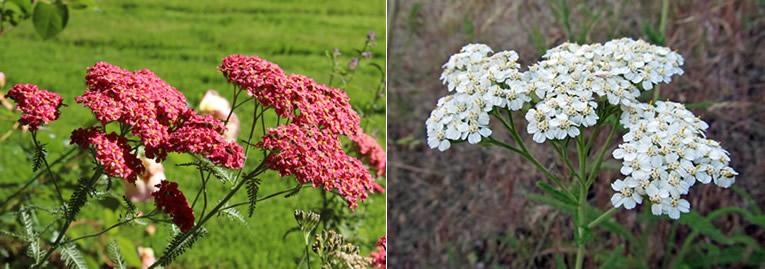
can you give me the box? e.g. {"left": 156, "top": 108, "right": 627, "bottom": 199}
{"left": 523, "top": 39, "right": 684, "bottom": 142}
{"left": 427, "top": 38, "right": 737, "bottom": 220}
{"left": 426, "top": 44, "right": 525, "bottom": 150}
{"left": 611, "top": 101, "right": 737, "bottom": 219}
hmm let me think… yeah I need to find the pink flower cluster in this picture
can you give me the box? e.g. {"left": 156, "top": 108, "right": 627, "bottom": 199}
{"left": 257, "top": 124, "right": 382, "bottom": 208}
{"left": 71, "top": 128, "right": 145, "bottom": 183}
{"left": 350, "top": 132, "right": 386, "bottom": 177}
{"left": 6, "top": 84, "right": 63, "bottom": 130}
{"left": 75, "top": 62, "right": 243, "bottom": 169}
{"left": 219, "top": 55, "right": 361, "bottom": 136}
{"left": 152, "top": 181, "right": 195, "bottom": 233}
{"left": 369, "top": 236, "right": 386, "bottom": 268}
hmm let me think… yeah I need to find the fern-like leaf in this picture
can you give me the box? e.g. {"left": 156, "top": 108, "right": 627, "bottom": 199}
{"left": 66, "top": 175, "right": 96, "bottom": 220}
{"left": 19, "top": 205, "right": 42, "bottom": 263}
{"left": 60, "top": 243, "right": 88, "bottom": 269}
{"left": 32, "top": 143, "right": 47, "bottom": 172}
{"left": 106, "top": 240, "right": 127, "bottom": 269}
{"left": 219, "top": 206, "right": 246, "bottom": 225}
{"left": 246, "top": 178, "right": 262, "bottom": 217}
{"left": 159, "top": 228, "right": 207, "bottom": 266}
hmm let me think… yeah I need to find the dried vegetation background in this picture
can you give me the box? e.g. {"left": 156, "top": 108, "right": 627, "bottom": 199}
{"left": 387, "top": 0, "right": 765, "bottom": 268}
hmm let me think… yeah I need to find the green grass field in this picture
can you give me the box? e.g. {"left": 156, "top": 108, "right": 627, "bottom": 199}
{"left": 0, "top": 0, "right": 385, "bottom": 267}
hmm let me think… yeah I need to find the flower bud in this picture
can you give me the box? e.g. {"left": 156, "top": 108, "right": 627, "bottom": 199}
{"left": 348, "top": 57, "right": 359, "bottom": 70}
{"left": 0, "top": 72, "right": 5, "bottom": 88}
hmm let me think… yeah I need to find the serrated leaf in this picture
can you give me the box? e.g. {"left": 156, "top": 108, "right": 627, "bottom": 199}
{"left": 33, "top": 1, "right": 69, "bottom": 39}
{"left": 60, "top": 243, "right": 88, "bottom": 269}
{"left": 106, "top": 240, "right": 127, "bottom": 269}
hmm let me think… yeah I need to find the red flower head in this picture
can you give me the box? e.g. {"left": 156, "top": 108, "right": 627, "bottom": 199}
{"left": 370, "top": 236, "right": 387, "bottom": 268}
{"left": 168, "top": 111, "right": 245, "bottom": 169}
{"left": 219, "top": 55, "right": 289, "bottom": 110}
{"left": 218, "top": 56, "right": 361, "bottom": 137}
{"left": 78, "top": 62, "right": 189, "bottom": 160}
{"left": 152, "top": 181, "right": 194, "bottom": 233}
{"left": 257, "top": 124, "right": 381, "bottom": 208}
{"left": 77, "top": 62, "right": 244, "bottom": 168}
{"left": 6, "top": 84, "right": 63, "bottom": 130}
{"left": 349, "top": 132, "right": 386, "bottom": 177}
{"left": 70, "top": 128, "right": 144, "bottom": 183}
{"left": 287, "top": 74, "right": 361, "bottom": 136}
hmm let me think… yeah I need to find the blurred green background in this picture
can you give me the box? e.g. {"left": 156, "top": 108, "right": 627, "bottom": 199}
{"left": 0, "top": 0, "right": 385, "bottom": 267}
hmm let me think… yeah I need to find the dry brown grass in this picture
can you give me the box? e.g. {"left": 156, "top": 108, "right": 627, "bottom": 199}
{"left": 387, "top": 0, "right": 765, "bottom": 267}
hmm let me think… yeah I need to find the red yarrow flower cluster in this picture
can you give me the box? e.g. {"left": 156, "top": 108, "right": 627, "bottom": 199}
{"left": 76, "top": 62, "right": 243, "bottom": 169}
{"left": 350, "top": 132, "right": 386, "bottom": 177}
{"left": 71, "top": 128, "right": 145, "bottom": 183}
{"left": 257, "top": 124, "right": 382, "bottom": 208}
{"left": 152, "top": 181, "right": 194, "bottom": 233}
{"left": 219, "top": 56, "right": 361, "bottom": 136}
{"left": 369, "top": 236, "right": 386, "bottom": 268}
{"left": 168, "top": 111, "right": 244, "bottom": 169}
{"left": 219, "top": 54, "right": 289, "bottom": 111}
{"left": 6, "top": 84, "right": 63, "bottom": 130}
{"left": 222, "top": 55, "right": 384, "bottom": 207}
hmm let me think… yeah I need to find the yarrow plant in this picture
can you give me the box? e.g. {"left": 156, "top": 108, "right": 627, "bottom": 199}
{"left": 426, "top": 38, "right": 737, "bottom": 268}
{"left": 3, "top": 46, "right": 385, "bottom": 267}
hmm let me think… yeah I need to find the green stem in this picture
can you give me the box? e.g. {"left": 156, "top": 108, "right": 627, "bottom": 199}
{"left": 63, "top": 211, "right": 159, "bottom": 244}
{"left": 31, "top": 131, "right": 65, "bottom": 203}
{"left": 574, "top": 184, "right": 587, "bottom": 269}
{"left": 0, "top": 147, "right": 78, "bottom": 212}
{"left": 490, "top": 110, "right": 574, "bottom": 200}
{"left": 587, "top": 207, "right": 617, "bottom": 229}
{"left": 586, "top": 124, "right": 617, "bottom": 187}
{"left": 574, "top": 133, "right": 589, "bottom": 269}
{"left": 149, "top": 165, "right": 266, "bottom": 269}
{"left": 220, "top": 184, "right": 307, "bottom": 211}
{"left": 36, "top": 168, "right": 103, "bottom": 267}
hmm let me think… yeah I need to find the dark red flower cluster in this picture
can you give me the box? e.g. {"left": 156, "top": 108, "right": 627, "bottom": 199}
{"left": 71, "top": 128, "right": 144, "bottom": 183}
{"left": 219, "top": 56, "right": 361, "bottom": 136}
{"left": 350, "top": 132, "right": 386, "bottom": 177}
{"left": 152, "top": 181, "right": 194, "bottom": 233}
{"left": 6, "top": 84, "right": 63, "bottom": 130}
{"left": 257, "top": 124, "right": 382, "bottom": 208}
{"left": 75, "top": 62, "right": 243, "bottom": 169}
{"left": 369, "top": 236, "right": 386, "bottom": 268}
